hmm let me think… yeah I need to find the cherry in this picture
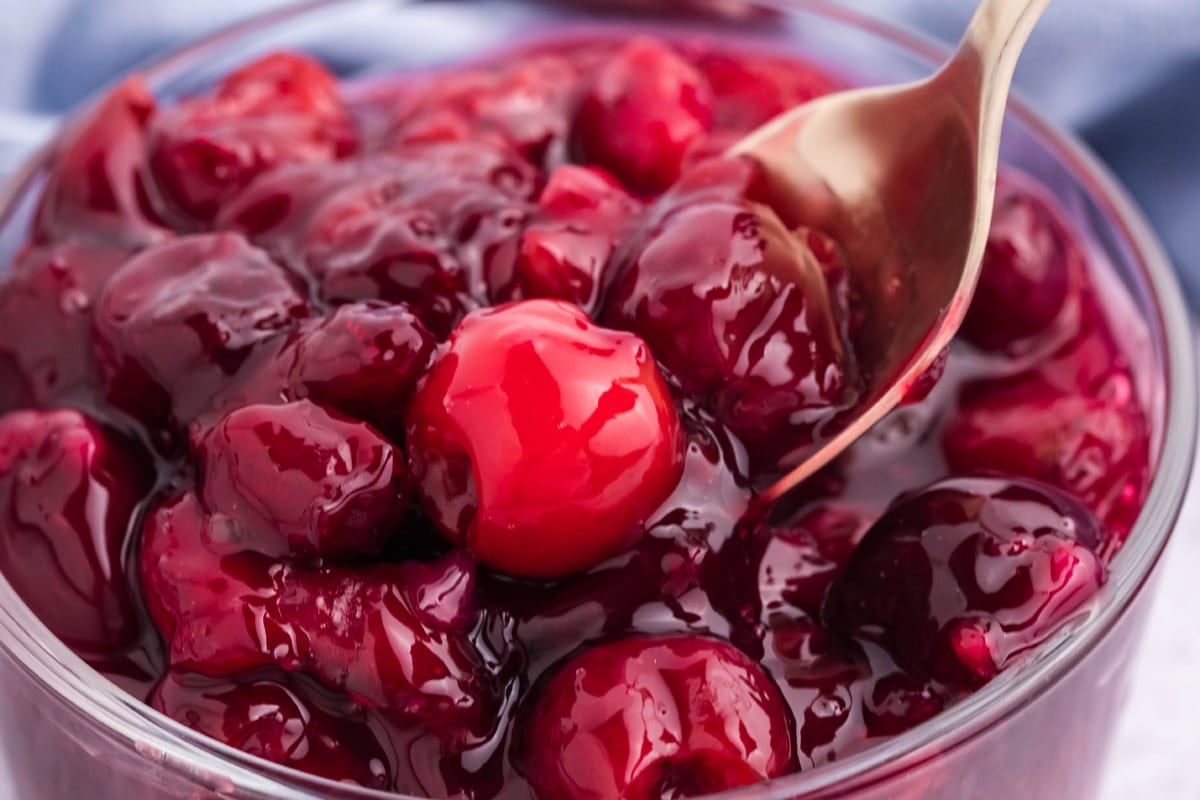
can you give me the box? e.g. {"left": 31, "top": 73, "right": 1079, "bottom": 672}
{"left": 148, "top": 52, "right": 357, "bottom": 224}
{"left": 33, "top": 78, "right": 167, "bottom": 247}
{"left": 515, "top": 165, "right": 641, "bottom": 313}
{"left": 862, "top": 670, "right": 946, "bottom": 738}
{"left": 92, "top": 233, "right": 310, "bottom": 427}
{"left": 826, "top": 476, "right": 1108, "bottom": 688}
{"left": 943, "top": 371, "right": 1148, "bottom": 541}
{"left": 406, "top": 300, "right": 685, "bottom": 578}
{"left": 573, "top": 38, "right": 714, "bottom": 195}
{"left": 389, "top": 52, "right": 582, "bottom": 164}
{"left": 140, "top": 493, "right": 508, "bottom": 738}
{"left": 521, "top": 635, "right": 793, "bottom": 800}
{"left": 195, "top": 401, "right": 411, "bottom": 561}
{"left": 282, "top": 303, "right": 436, "bottom": 439}
{"left": 604, "top": 158, "right": 852, "bottom": 474}
{"left": 0, "top": 409, "right": 151, "bottom": 654}
{"left": 689, "top": 49, "right": 836, "bottom": 134}
{"left": 960, "top": 178, "right": 1081, "bottom": 353}
{"left": 0, "top": 242, "right": 131, "bottom": 407}
{"left": 151, "top": 669, "right": 392, "bottom": 789}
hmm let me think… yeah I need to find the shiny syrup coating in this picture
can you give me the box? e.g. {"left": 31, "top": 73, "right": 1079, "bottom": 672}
{"left": 0, "top": 33, "right": 1152, "bottom": 800}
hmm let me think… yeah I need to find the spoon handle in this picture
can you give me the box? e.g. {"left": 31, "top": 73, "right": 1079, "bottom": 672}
{"left": 952, "top": 0, "right": 1052, "bottom": 171}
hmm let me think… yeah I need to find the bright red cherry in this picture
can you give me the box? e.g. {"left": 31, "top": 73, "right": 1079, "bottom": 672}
{"left": 826, "top": 476, "right": 1108, "bottom": 688}
{"left": 195, "top": 400, "right": 411, "bottom": 561}
{"left": 0, "top": 409, "right": 151, "bottom": 653}
{"left": 32, "top": 78, "right": 167, "bottom": 247}
{"left": 573, "top": 38, "right": 714, "bottom": 194}
{"left": 92, "top": 233, "right": 309, "bottom": 427}
{"left": 151, "top": 670, "right": 392, "bottom": 789}
{"left": 406, "top": 299, "right": 685, "bottom": 578}
{"left": 522, "top": 635, "right": 793, "bottom": 799}
{"left": 148, "top": 52, "right": 357, "bottom": 223}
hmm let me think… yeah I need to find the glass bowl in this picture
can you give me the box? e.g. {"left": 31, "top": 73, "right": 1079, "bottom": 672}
{"left": 0, "top": 1, "right": 1193, "bottom": 798}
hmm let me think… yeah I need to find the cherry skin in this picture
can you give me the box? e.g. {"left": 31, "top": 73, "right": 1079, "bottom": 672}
{"left": 515, "top": 164, "right": 641, "bottom": 314}
{"left": 943, "top": 370, "right": 1148, "bottom": 541}
{"left": 573, "top": 37, "right": 714, "bottom": 195}
{"left": 140, "top": 493, "right": 507, "bottom": 740}
{"left": 960, "top": 179, "right": 1081, "bottom": 353}
{"left": 522, "top": 635, "right": 794, "bottom": 800}
{"left": 405, "top": 299, "right": 685, "bottom": 578}
{"left": 148, "top": 52, "right": 357, "bottom": 224}
{"left": 151, "top": 669, "right": 392, "bottom": 789}
{"left": 825, "top": 476, "right": 1108, "bottom": 688}
{"left": 195, "top": 400, "right": 411, "bottom": 561}
{"left": 0, "top": 409, "right": 152, "bottom": 654}
{"left": 603, "top": 157, "right": 851, "bottom": 474}
{"left": 0, "top": 242, "right": 131, "bottom": 408}
{"left": 33, "top": 78, "right": 167, "bottom": 248}
{"left": 92, "top": 232, "right": 310, "bottom": 428}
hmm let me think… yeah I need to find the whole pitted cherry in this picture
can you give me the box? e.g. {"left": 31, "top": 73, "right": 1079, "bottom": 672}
{"left": 0, "top": 242, "right": 130, "bottom": 408}
{"left": 604, "top": 158, "right": 851, "bottom": 474}
{"left": 0, "top": 409, "right": 151, "bottom": 653}
{"left": 522, "top": 635, "right": 793, "bottom": 799}
{"left": 140, "top": 494, "right": 508, "bottom": 737}
{"left": 148, "top": 52, "right": 357, "bottom": 223}
{"left": 33, "top": 77, "right": 167, "bottom": 247}
{"left": 516, "top": 164, "right": 641, "bottom": 313}
{"left": 93, "top": 233, "right": 310, "bottom": 427}
{"left": 826, "top": 476, "right": 1108, "bottom": 688}
{"left": 405, "top": 300, "right": 685, "bottom": 578}
{"left": 960, "top": 179, "right": 1081, "bottom": 353}
{"left": 151, "top": 670, "right": 392, "bottom": 789}
{"left": 573, "top": 37, "right": 714, "bottom": 194}
{"left": 943, "top": 370, "right": 1148, "bottom": 540}
{"left": 195, "top": 400, "right": 411, "bottom": 561}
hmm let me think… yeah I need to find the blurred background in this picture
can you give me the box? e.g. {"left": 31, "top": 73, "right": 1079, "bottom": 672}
{"left": 0, "top": 0, "right": 1196, "bottom": 796}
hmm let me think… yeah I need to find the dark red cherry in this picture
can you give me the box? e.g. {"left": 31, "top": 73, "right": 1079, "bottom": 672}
{"left": 943, "top": 371, "right": 1148, "bottom": 540}
{"left": 522, "top": 635, "right": 793, "bottom": 800}
{"left": 604, "top": 161, "right": 851, "bottom": 474}
{"left": 690, "top": 49, "right": 836, "bottom": 133}
{"left": 0, "top": 409, "right": 151, "bottom": 653}
{"left": 862, "top": 670, "right": 946, "bottom": 738}
{"left": 195, "top": 401, "right": 411, "bottom": 561}
{"left": 140, "top": 495, "right": 506, "bottom": 738}
{"left": 151, "top": 670, "right": 392, "bottom": 789}
{"left": 92, "top": 233, "right": 309, "bottom": 427}
{"left": 826, "top": 476, "right": 1107, "bottom": 688}
{"left": 515, "top": 165, "right": 640, "bottom": 313}
{"left": 148, "top": 52, "right": 357, "bottom": 224}
{"left": 960, "top": 178, "right": 1081, "bottom": 352}
{"left": 406, "top": 300, "right": 685, "bottom": 578}
{"left": 32, "top": 78, "right": 167, "bottom": 247}
{"left": 573, "top": 38, "right": 714, "bottom": 194}
{"left": 0, "top": 242, "right": 130, "bottom": 407}
{"left": 283, "top": 303, "right": 436, "bottom": 438}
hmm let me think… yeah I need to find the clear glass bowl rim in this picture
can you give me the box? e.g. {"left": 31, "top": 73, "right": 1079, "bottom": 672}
{"left": 0, "top": 1, "right": 1193, "bottom": 798}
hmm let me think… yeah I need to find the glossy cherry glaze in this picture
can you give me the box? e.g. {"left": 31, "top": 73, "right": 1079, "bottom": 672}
{"left": 0, "top": 33, "right": 1153, "bottom": 800}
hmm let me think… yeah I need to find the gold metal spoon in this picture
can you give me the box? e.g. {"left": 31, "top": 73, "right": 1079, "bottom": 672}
{"left": 730, "top": 0, "right": 1052, "bottom": 504}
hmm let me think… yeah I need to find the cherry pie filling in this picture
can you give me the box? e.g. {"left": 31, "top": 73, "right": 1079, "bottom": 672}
{"left": 0, "top": 33, "right": 1152, "bottom": 799}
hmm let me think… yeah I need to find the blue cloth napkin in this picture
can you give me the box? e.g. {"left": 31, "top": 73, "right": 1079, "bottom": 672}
{"left": 1, "top": 0, "right": 1197, "bottom": 304}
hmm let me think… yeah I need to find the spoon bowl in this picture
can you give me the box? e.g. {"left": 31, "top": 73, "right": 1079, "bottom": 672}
{"left": 732, "top": 0, "right": 1051, "bottom": 502}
